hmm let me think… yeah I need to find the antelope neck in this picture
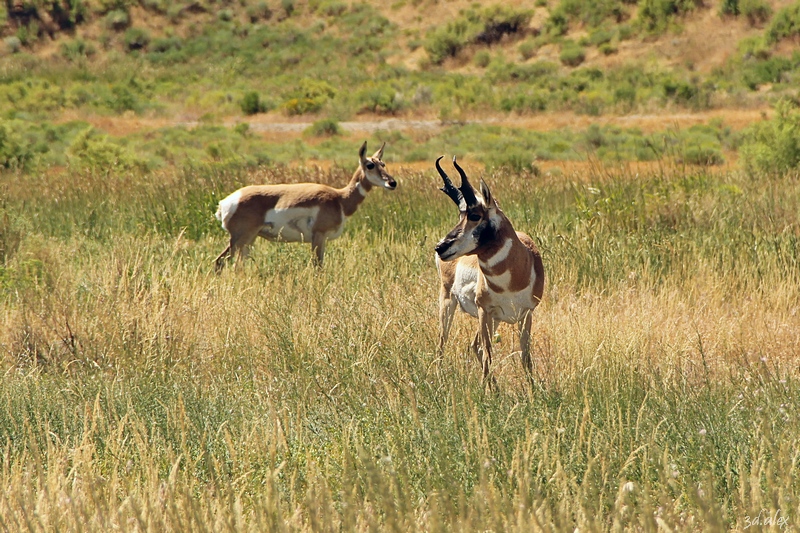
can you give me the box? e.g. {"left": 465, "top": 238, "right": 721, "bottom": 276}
{"left": 341, "top": 169, "right": 372, "bottom": 216}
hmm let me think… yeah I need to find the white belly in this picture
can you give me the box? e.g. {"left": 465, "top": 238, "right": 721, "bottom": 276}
{"left": 452, "top": 261, "right": 480, "bottom": 318}
{"left": 261, "top": 206, "right": 320, "bottom": 242}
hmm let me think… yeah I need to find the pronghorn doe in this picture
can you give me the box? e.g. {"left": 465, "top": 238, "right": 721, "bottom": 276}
{"left": 434, "top": 156, "right": 544, "bottom": 381}
{"left": 214, "top": 141, "right": 396, "bottom": 270}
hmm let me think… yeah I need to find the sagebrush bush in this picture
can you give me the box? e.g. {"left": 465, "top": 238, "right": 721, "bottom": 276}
{"left": 240, "top": 91, "right": 265, "bottom": 115}
{"left": 424, "top": 6, "right": 532, "bottom": 64}
{"left": 305, "top": 118, "right": 342, "bottom": 137}
{"left": 740, "top": 99, "right": 800, "bottom": 174}
{"left": 560, "top": 42, "right": 586, "bottom": 66}
{"left": 765, "top": 2, "right": 800, "bottom": 43}
{"left": 124, "top": 27, "right": 150, "bottom": 50}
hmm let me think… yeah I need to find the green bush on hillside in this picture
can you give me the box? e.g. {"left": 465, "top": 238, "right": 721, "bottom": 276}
{"left": 0, "top": 121, "right": 34, "bottom": 169}
{"left": 765, "top": 2, "right": 800, "bottom": 44}
{"left": 740, "top": 0, "right": 773, "bottom": 26}
{"left": 124, "top": 27, "right": 150, "bottom": 50}
{"left": 637, "top": 0, "right": 700, "bottom": 34}
{"left": 66, "top": 127, "right": 141, "bottom": 170}
{"left": 424, "top": 6, "right": 532, "bottom": 64}
{"left": 305, "top": 118, "right": 342, "bottom": 137}
{"left": 740, "top": 99, "right": 800, "bottom": 174}
{"left": 281, "top": 79, "right": 337, "bottom": 115}
{"left": 241, "top": 92, "right": 266, "bottom": 115}
{"left": 560, "top": 42, "right": 586, "bottom": 66}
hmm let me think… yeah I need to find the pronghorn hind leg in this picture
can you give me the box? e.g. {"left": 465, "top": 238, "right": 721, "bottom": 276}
{"left": 226, "top": 227, "right": 261, "bottom": 270}
{"left": 214, "top": 243, "right": 232, "bottom": 272}
{"left": 311, "top": 233, "right": 327, "bottom": 267}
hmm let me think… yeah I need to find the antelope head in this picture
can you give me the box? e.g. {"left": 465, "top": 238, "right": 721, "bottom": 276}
{"left": 359, "top": 141, "right": 397, "bottom": 190}
{"left": 434, "top": 156, "right": 499, "bottom": 261}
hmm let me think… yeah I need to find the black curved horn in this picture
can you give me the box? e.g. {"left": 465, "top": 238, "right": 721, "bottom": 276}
{"left": 436, "top": 156, "right": 463, "bottom": 207}
{"left": 453, "top": 156, "right": 478, "bottom": 208}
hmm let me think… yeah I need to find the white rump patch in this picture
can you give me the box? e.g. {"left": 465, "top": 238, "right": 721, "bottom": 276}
{"left": 216, "top": 189, "right": 242, "bottom": 230}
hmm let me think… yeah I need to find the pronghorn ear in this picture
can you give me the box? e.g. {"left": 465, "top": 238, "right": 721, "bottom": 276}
{"left": 358, "top": 141, "right": 368, "bottom": 162}
{"left": 480, "top": 179, "right": 496, "bottom": 208}
{"left": 372, "top": 141, "right": 385, "bottom": 161}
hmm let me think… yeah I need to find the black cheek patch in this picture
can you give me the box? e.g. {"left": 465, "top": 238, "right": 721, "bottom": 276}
{"left": 474, "top": 220, "right": 497, "bottom": 247}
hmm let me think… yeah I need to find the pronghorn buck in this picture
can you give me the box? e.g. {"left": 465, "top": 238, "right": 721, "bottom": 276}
{"left": 214, "top": 141, "right": 396, "bottom": 270}
{"left": 434, "top": 156, "right": 544, "bottom": 381}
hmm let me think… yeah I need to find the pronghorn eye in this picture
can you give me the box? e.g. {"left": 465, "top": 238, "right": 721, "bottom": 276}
{"left": 467, "top": 213, "right": 482, "bottom": 222}
{"left": 366, "top": 162, "right": 375, "bottom": 170}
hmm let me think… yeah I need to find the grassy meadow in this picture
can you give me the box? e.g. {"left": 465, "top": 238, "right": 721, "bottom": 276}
{"left": 1, "top": 155, "right": 799, "bottom": 530}
{"left": 2, "top": 0, "right": 800, "bottom": 530}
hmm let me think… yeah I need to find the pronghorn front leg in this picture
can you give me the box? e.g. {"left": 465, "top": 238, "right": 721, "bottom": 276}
{"left": 477, "top": 308, "right": 496, "bottom": 381}
{"left": 519, "top": 310, "right": 533, "bottom": 377}
{"left": 438, "top": 290, "right": 458, "bottom": 356}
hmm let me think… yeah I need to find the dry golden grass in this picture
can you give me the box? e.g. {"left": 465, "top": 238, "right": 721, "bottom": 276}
{"left": 0, "top": 160, "right": 798, "bottom": 530}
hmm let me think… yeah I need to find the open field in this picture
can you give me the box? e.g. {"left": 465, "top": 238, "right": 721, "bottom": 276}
{"left": 1, "top": 157, "right": 799, "bottom": 530}
{"left": 2, "top": 0, "right": 800, "bottom": 530}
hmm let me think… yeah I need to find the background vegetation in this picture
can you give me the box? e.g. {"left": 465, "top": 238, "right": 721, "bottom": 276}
{"left": 1, "top": 0, "right": 800, "bottom": 530}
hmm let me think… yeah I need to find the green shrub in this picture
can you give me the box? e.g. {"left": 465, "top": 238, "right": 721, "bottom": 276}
{"left": 474, "top": 50, "right": 491, "bottom": 68}
{"left": 66, "top": 127, "right": 141, "bottom": 170}
{"left": 0, "top": 121, "right": 34, "bottom": 169}
{"left": 354, "top": 82, "right": 404, "bottom": 115}
{"left": 281, "top": 79, "right": 337, "bottom": 115}
{"left": 681, "top": 145, "right": 725, "bottom": 165}
{"left": 740, "top": 0, "right": 772, "bottom": 26}
{"left": 4, "top": 36, "right": 21, "bottom": 54}
{"left": 719, "top": 0, "right": 739, "bottom": 16}
{"left": 556, "top": 0, "right": 629, "bottom": 27}
{"left": 424, "top": 6, "right": 532, "bottom": 64}
{"left": 481, "top": 149, "right": 538, "bottom": 173}
{"left": 740, "top": 99, "right": 800, "bottom": 174}
{"left": 124, "top": 27, "right": 150, "bottom": 50}
{"left": 233, "top": 123, "right": 250, "bottom": 137}
{"left": 545, "top": 11, "right": 569, "bottom": 36}
{"left": 305, "top": 118, "right": 342, "bottom": 137}
{"left": 741, "top": 56, "right": 793, "bottom": 89}
{"left": 314, "top": 1, "right": 347, "bottom": 17}
{"left": 104, "top": 9, "right": 130, "bottom": 31}
{"left": 765, "top": 2, "right": 800, "bottom": 43}
{"left": 499, "top": 90, "right": 549, "bottom": 112}
{"left": 599, "top": 42, "right": 618, "bottom": 55}
{"left": 106, "top": 84, "right": 139, "bottom": 113}
{"left": 637, "top": 0, "right": 700, "bottom": 34}
{"left": 150, "top": 36, "right": 182, "bottom": 53}
{"left": 518, "top": 40, "right": 538, "bottom": 60}
{"left": 60, "top": 39, "right": 96, "bottom": 61}
{"left": 246, "top": 1, "right": 272, "bottom": 22}
{"left": 589, "top": 27, "right": 614, "bottom": 46}
{"left": 240, "top": 92, "right": 267, "bottom": 115}
{"left": 560, "top": 42, "right": 586, "bottom": 66}
{"left": 424, "top": 19, "right": 480, "bottom": 64}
